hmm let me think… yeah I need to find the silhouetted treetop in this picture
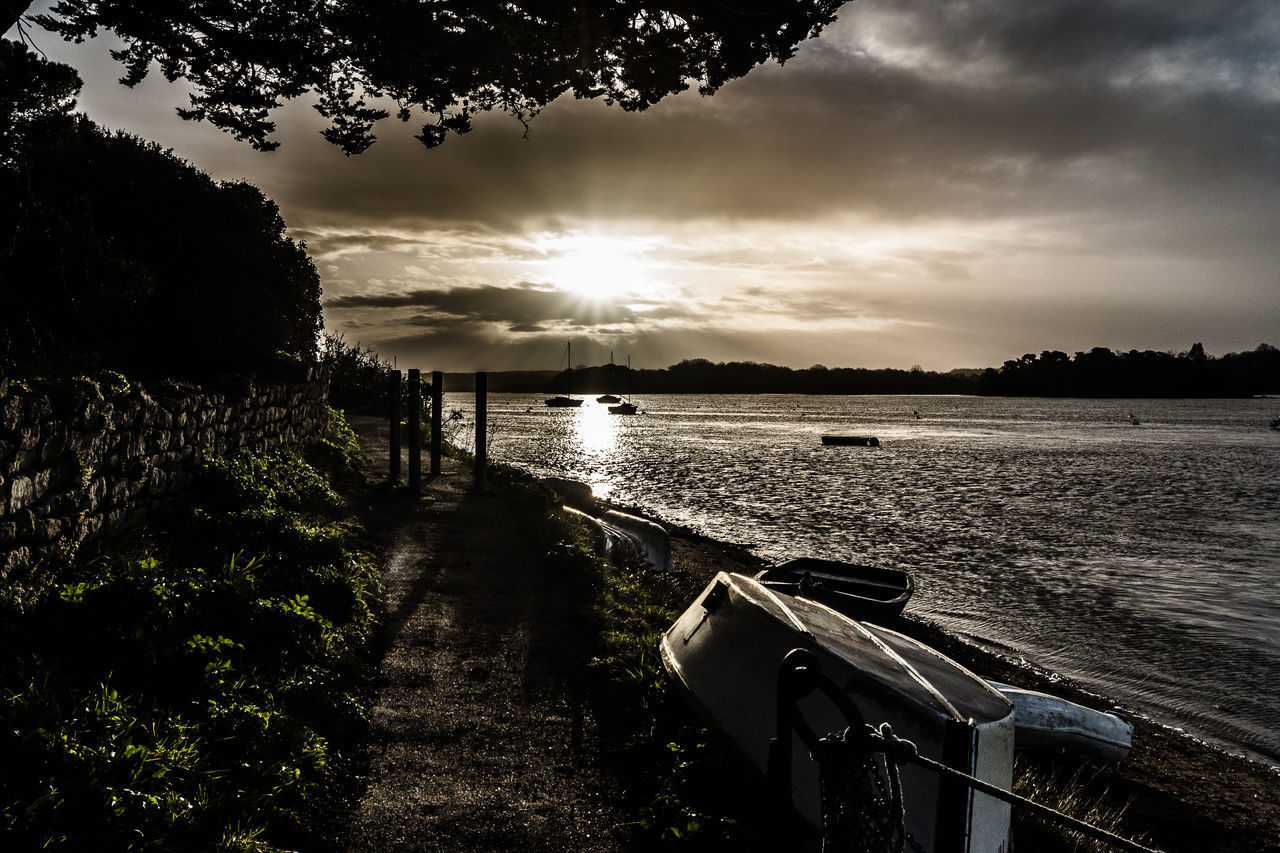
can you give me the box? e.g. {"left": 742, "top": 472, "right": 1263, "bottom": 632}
{"left": 978, "top": 343, "right": 1279, "bottom": 398}
{"left": 0, "top": 37, "right": 80, "bottom": 166}
{"left": 11, "top": 0, "right": 842, "bottom": 154}
{"left": 1, "top": 43, "right": 321, "bottom": 377}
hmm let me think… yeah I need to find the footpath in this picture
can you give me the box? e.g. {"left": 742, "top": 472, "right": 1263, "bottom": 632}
{"left": 338, "top": 417, "right": 625, "bottom": 852}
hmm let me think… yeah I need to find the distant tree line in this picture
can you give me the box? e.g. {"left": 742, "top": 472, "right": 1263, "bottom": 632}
{"left": 0, "top": 40, "right": 322, "bottom": 379}
{"left": 441, "top": 359, "right": 982, "bottom": 395}
{"left": 434, "top": 345, "right": 1280, "bottom": 398}
{"left": 977, "top": 343, "right": 1280, "bottom": 397}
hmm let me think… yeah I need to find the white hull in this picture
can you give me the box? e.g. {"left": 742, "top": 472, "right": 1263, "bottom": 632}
{"left": 661, "top": 573, "right": 1015, "bottom": 853}
{"left": 987, "top": 681, "right": 1133, "bottom": 762}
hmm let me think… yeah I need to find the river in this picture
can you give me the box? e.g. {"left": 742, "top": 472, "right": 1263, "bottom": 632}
{"left": 441, "top": 392, "right": 1280, "bottom": 767}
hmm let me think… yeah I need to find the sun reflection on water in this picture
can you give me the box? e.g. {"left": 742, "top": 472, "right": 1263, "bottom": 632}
{"left": 571, "top": 402, "right": 621, "bottom": 499}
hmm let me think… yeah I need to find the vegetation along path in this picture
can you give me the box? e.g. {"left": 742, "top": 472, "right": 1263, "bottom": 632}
{"left": 341, "top": 417, "right": 625, "bottom": 851}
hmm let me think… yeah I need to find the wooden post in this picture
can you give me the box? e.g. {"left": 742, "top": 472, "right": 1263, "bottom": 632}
{"left": 430, "top": 370, "right": 443, "bottom": 475}
{"left": 408, "top": 369, "right": 421, "bottom": 494}
{"left": 388, "top": 371, "right": 402, "bottom": 483}
{"left": 474, "top": 371, "right": 487, "bottom": 491}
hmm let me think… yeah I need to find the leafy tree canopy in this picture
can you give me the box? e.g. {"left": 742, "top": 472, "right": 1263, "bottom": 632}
{"left": 7, "top": 0, "right": 842, "bottom": 154}
{"left": 1, "top": 42, "right": 322, "bottom": 377}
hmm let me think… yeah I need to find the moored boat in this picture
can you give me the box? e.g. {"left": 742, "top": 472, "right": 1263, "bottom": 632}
{"left": 608, "top": 355, "right": 639, "bottom": 415}
{"left": 661, "top": 572, "right": 1015, "bottom": 852}
{"left": 545, "top": 342, "right": 583, "bottom": 407}
{"left": 755, "top": 557, "right": 914, "bottom": 623}
{"left": 821, "top": 434, "right": 879, "bottom": 446}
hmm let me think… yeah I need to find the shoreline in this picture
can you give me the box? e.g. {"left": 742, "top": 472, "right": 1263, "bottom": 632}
{"left": 593, "top": 495, "right": 1280, "bottom": 852}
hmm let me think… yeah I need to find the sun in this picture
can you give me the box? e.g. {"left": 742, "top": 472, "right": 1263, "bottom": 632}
{"left": 538, "top": 233, "right": 656, "bottom": 301}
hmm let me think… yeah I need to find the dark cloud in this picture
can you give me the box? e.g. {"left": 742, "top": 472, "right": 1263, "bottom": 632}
{"left": 326, "top": 283, "right": 647, "bottom": 327}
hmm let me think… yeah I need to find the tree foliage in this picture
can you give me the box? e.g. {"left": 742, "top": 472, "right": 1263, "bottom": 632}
{"left": 977, "top": 344, "right": 1280, "bottom": 397}
{"left": 12, "top": 0, "right": 843, "bottom": 154}
{"left": 0, "top": 42, "right": 322, "bottom": 377}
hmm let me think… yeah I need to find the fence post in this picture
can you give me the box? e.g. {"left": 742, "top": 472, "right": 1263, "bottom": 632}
{"left": 389, "top": 370, "right": 402, "bottom": 483}
{"left": 430, "top": 370, "right": 443, "bottom": 475}
{"left": 408, "top": 369, "right": 421, "bottom": 494}
{"left": 474, "top": 371, "right": 487, "bottom": 491}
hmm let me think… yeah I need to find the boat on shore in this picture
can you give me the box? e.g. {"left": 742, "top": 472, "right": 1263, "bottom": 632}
{"left": 755, "top": 557, "right": 914, "bottom": 623}
{"left": 545, "top": 342, "right": 583, "bottom": 407}
{"left": 661, "top": 572, "right": 1015, "bottom": 852}
{"left": 986, "top": 681, "right": 1133, "bottom": 762}
{"left": 821, "top": 434, "right": 879, "bottom": 446}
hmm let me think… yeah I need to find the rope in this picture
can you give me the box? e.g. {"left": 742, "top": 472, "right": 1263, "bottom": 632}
{"left": 814, "top": 725, "right": 908, "bottom": 853}
{"left": 857, "top": 723, "right": 1163, "bottom": 853}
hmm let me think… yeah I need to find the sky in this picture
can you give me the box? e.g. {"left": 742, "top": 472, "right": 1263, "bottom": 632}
{"left": 7, "top": 0, "right": 1280, "bottom": 373}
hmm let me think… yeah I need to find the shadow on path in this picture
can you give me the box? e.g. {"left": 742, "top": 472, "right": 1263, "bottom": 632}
{"left": 339, "top": 416, "right": 624, "bottom": 852}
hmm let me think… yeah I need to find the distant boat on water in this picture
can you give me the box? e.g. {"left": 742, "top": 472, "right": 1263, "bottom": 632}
{"left": 545, "top": 342, "right": 583, "bottom": 407}
{"left": 608, "top": 355, "right": 639, "bottom": 415}
{"left": 597, "top": 352, "right": 622, "bottom": 403}
{"left": 821, "top": 434, "right": 879, "bottom": 446}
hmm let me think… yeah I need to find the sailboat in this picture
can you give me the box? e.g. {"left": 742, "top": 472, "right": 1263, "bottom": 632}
{"left": 545, "top": 342, "right": 583, "bottom": 407}
{"left": 608, "top": 355, "right": 638, "bottom": 415}
{"left": 597, "top": 351, "right": 621, "bottom": 404}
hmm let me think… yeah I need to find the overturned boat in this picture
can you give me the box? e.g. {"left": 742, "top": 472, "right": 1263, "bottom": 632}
{"left": 564, "top": 505, "right": 673, "bottom": 573}
{"left": 755, "top": 557, "right": 914, "bottom": 623}
{"left": 661, "top": 572, "right": 1015, "bottom": 852}
{"left": 987, "top": 681, "right": 1133, "bottom": 763}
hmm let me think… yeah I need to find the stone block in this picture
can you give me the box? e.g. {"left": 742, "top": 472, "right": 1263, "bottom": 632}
{"left": 13, "top": 508, "right": 34, "bottom": 539}
{"left": 8, "top": 475, "right": 34, "bottom": 512}
{"left": 0, "top": 395, "right": 23, "bottom": 432}
{"left": 34, "top": 518, "right": 62, "bottom": 543}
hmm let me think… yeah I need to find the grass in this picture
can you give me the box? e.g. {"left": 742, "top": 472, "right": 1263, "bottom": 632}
{"left": 0, "top": 408, "right": 377, "bottom": 852}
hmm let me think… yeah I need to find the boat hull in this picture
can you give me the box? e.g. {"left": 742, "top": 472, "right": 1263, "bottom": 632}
{"left": 756, "top": 557, "right": 914, "bottom": 623}
{"left": 822, "top": 434, "right": 880, "bottom": 446}
{"left": 987, "top": 681, "right": 1133, "bottom": 762}
{"left": 544, "top": 396, "right": 582, "bottom": 407}
{"left": 661, "top": 573, "right": 1014, "bottom": 853}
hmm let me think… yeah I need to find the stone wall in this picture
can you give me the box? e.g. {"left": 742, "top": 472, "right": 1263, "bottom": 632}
{"left": 0, "top": 370, "right": 329, "bottom": 604}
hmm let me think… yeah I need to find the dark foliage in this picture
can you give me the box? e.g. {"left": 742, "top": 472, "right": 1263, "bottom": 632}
{"left": 0, "top": 427, "right": 377, "bottom": 852}
{"left": 320, "top": 332, "right": 397, "bottom": 414}
{"left": 978, "top": 343, "right": 1280, "bottom": 397}
{"left": 0, "top": 42, "right": 322, "bottom": 378}
{"left": 9, "top": 0, "right": 843, "bottom": 154}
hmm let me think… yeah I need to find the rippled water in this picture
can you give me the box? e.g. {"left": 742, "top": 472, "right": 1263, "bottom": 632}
{"left": 444, "top": 392, "right": 1280, "bottom": 766}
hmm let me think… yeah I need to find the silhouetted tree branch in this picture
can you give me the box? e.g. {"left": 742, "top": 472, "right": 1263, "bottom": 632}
{"left": 8, "top": 0, "right": 842, "bottom": 154}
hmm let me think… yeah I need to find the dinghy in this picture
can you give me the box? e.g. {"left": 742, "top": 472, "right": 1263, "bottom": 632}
{"left": 661, "top": 572, "right": 1015, "bottom": 852}
{"left": 821, "top": 434, "right": 880, "bottom": 446}
{"left": 755, "top": 557, "right": 914, "bottom": 623}
{"left": 986, "top": 681, "right": 1133, "bottom": 762}
{"left": 564, "top": 506, "right": 673, "bottom": 573}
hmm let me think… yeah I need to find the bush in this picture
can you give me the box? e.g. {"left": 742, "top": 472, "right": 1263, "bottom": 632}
{"left": 0, "top": 432, "right": 376, "bottom": 851}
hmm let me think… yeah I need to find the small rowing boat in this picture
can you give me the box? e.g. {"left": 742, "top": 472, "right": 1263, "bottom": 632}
{"left": 986, "top": 681, "right": 1133, "bottom": 762}
{"left": 661, "top": 572, "right": 1015, "bottom": 852}
{"left": 755, "top": 557, "right": 914, "bottom": 623}
{"left": 821, "top": 434, "right": 880, "bottom": 446}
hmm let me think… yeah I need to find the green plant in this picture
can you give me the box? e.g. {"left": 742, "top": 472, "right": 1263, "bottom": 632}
{"left": 0, "top": 441, "right": 377, "bottom": 851}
